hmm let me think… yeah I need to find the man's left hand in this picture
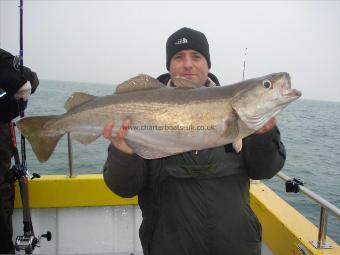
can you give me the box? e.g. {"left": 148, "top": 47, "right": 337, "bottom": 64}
{"left": 255, "top": 117, "right": 277, "bottom": 135}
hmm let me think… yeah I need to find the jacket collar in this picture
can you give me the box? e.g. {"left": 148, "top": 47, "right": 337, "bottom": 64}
{"left": 166, "top": 76, "right": 217, "bottom": 87}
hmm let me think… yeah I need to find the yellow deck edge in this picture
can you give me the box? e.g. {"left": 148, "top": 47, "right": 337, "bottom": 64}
{"left": 14, "top": 174, "right": 339, "bottom": 254}
{"left": 14, "top": 174, "right": 138, "bottom": 208}
{"left": 250, "top": 182, "right": 339, "bottom": 255}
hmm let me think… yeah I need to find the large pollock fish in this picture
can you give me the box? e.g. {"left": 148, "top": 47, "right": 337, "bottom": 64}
{"left": 16, "top": 72, "right": 301, "bottom": 162}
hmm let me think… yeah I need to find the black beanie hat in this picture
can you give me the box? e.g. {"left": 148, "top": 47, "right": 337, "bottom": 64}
{"left": 166, "top": 27, "right": 211, "bottom": 70}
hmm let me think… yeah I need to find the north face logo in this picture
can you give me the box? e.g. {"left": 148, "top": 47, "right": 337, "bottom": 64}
{"left": 174, "top": 37, "right": 188, "bottom": 45}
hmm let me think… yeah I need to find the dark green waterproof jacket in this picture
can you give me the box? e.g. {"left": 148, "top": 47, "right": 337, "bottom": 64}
{"left": 103, "top": 73, "right": 286, "bottom": 255}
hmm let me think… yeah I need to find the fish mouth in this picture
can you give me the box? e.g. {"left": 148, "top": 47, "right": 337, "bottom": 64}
{"left": 280, "top": 74, "right": 302, "bottom": 99}
{"left": 284, "top": 88, "right": 302, "bottom": 98}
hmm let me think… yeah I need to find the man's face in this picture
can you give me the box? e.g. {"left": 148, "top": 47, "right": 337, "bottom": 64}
{"left": 169, "top": 50, "right": 209, "bottom": 86}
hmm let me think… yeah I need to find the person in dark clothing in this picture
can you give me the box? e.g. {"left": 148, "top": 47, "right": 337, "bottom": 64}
{"left": 103, "top": 27, "right": 285, "bottom": 255}
{"left": 0, "top": 48, "right": 39, "bottom": 254}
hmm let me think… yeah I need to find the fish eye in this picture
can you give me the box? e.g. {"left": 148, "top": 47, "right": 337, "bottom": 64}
{"left": 262, "top": 80, "right": 272, "bottom": 89}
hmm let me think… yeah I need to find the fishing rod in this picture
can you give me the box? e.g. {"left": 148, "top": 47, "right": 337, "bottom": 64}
{"left": 242, "top": 47, "right": 247, "bottom": 81}
{"left": 11, "top": 0, "right": 51, "bottom": 253}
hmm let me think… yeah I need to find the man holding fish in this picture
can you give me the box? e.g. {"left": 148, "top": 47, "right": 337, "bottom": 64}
{"left": 16, "top": 27, "right": 301, "bottom": 254}
{"left": 102, "top": 27, "right": 295, "bottom": 255}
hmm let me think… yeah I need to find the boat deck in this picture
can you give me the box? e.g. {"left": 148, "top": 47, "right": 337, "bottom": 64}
{"left": 13, "top": 174, "right": 339, "bottom": 254}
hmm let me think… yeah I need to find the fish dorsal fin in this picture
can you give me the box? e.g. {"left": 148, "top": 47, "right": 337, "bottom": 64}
{"left": 172, "top": 76, "right": 201, "bottom": 89}
{"left": 64, "top": 92, "right": 97, "bottom": 112}
{"left": 114, "top": 74, "right": 165, "bottom": 94}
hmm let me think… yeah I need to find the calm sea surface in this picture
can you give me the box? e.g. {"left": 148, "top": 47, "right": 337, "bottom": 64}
{"left": 18, "top": 80, "right": 340, "bottom": 243}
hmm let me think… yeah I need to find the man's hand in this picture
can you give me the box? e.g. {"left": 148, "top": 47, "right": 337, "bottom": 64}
{"left": 103, "top": 119, "right": 135, "bottom": 154}
{"left": 255, "top": 117, "right": 277, "bottom": 135}
{"left": 14, "top": 81, "right": 31, "bottom": 101}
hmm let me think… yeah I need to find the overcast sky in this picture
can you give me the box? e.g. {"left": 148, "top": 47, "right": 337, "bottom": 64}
{"left": 1, "top": 1, "right": 339, "bottom": 102}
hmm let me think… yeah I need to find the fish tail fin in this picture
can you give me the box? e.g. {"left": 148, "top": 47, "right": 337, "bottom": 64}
{"left": 16, "top": 115, "right": 63, "bottom": 163}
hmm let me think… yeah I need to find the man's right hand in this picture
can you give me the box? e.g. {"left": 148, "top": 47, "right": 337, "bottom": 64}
{"left": 14, "top": 81, "right": 31, "bottom": 101}
{"left": 103, "top": 119, "right": 135, "bottom": 155}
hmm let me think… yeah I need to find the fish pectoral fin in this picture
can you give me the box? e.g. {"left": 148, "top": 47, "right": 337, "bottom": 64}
{"left": 126, "top": 140, "right": 172, "bottom": 159}
{"left": 71, "top": 133, "right": 101, "bottom": 145}
{"left": 172, "top": 77, "right": 201, "bottom": 89}
{"left": 64, "top": 92, "right": 97, "bottom": 112}
{"left": 114, "top": 74, "right": 165, "bottom": 94}
{"left": 232, "top": 139, "right": 243, "bottom": 153}
{"left": 222, "top": 110, "right": 239, "bottom": 138}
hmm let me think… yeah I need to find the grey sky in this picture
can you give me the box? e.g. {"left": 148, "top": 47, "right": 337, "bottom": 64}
{"left": 1, "top": 1, "right": 339, "bottom": 102}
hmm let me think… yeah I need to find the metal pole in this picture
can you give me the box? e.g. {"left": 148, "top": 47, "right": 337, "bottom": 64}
{"left": 317, "top": 207, "right": 329, "bottom": 248}
{"left": 67, "top": 133, "right": 74, "bottom": 177}
{"left": 276, "top": 172, "right": 337, "bottom": 249}
{"left": 276, "top": 172, "right": 340, "bottom": 218}
{"left": 310, "top": 207, "right": 332, "bottom": 249}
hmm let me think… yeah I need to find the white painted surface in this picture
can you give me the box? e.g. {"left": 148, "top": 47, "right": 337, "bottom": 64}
{"left": 13, "top": 205, "right": 272, "bottom": 254}
{"left": 13, "top": 205, "right": 143, "bottom": 254}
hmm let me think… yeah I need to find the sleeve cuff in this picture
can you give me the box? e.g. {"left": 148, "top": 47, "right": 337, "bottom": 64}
{"left": 246, "top": 126, "right": 280, "bottom": 147}
{"left": 107, "top": 144, "right": 141, "bottom": 160}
